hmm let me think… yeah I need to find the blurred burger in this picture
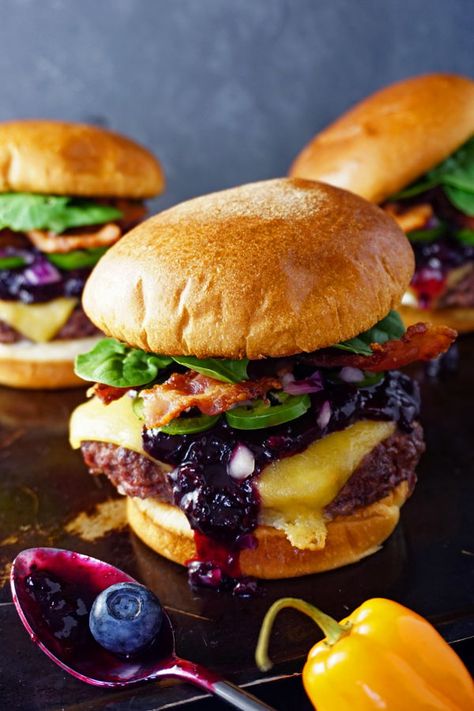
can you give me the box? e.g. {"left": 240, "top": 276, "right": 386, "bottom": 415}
{"left": 0, "top": 120, "right": 164, "bottom": 388}
{"left": 290, "top": 74, "right": 474, "bottom": 332}
{"left": 70, "top": 179, "right": 455, "bottom": 591}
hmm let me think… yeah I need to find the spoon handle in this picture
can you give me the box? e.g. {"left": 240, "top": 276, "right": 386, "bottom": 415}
{"left": 167, "top": 658, "right": 276, "bottom": 710}
{"left": 211, "top": 680, "right": 276, "bottom": 710}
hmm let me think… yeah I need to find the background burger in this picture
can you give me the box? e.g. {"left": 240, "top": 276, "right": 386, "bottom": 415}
{"left": 0, "top": 120, "right": 164, "bottom": 388}
{"left": 289, "top": 73, "right": 474, "bottom": 332}
{"left": 70, "top": 178, "right": 455, "bottom": 593}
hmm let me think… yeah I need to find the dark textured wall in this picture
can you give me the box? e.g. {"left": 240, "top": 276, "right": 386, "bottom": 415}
{"left": 0, "top": 0, "right": 472, "bottom": 209}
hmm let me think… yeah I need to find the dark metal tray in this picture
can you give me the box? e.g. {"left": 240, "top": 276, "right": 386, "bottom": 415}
{"left": 0, "top": 338, "right": 473, "bottom": 710}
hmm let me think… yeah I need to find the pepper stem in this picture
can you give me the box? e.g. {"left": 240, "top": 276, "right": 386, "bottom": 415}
{"left": 255, "top": 597, "right": 352, "bottom": 672}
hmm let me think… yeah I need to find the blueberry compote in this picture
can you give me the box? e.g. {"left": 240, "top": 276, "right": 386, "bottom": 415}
{"left": 0, "top": 248, "right": 90, "bottom": 303}
{"left": 143, "top": 370, "right": 420, "bottom": 593}
{"left": 14, "top": 549, "right": 172, "bottom": 684}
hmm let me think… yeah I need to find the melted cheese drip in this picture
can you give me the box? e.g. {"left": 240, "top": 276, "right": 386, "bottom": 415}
{"left": 70, "top": 396, "right": 394, "bottom": 550}
{"left": 258, "top": 419, "right": 395, "bottom": 550}
{"left": 0, "top": 297, "right": 77, "bottom": 342}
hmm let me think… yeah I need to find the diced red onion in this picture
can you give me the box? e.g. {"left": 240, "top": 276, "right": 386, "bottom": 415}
{"left": 284, "top": 370, "right": 323, "bottom": 395}
{"left": 339, "top": 366, "right": 364, "bottom": 383}
{"left": 281, "top": 372, "right": 295, "bottom": 387}
{"left": 317, "top": 400, "right": 331, "bottom": 429}
{"left": 24, "top": 258, "right": 61, "bottom": 285}
{"left": 227, "top": 444, "right": 255, "bottom": 480}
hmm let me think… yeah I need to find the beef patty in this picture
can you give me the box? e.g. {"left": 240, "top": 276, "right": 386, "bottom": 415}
{"left": 438, "top": 264, "right": 474, "bottom": 308}
{"left": 0, "top": 306, "right": 99, "bottom": 343}
{"left": 81, "top": 422, "right": 425, "bottom": 519}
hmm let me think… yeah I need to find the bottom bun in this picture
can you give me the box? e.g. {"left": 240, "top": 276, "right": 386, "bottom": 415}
{"left": 398, "top": 305, "right": 474, "bottom": 333}
{"left": 0, "top": 336, "right": 100, "bottom": 389}
{"left": 127, "top": 481, "right": 410, "bottom": 579}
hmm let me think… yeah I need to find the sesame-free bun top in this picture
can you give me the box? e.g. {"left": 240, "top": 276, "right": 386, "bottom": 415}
{"left": 0, "top": 120, "right": 164, "bottom": 198}
{"left": 83, "top": 178, "right": 413, "bottom": 359}
{"left": 289, "top": 74, "right": 474, "bottom": 204}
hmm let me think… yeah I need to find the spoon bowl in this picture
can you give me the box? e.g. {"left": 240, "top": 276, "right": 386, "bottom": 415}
{"left": 11, "top": 548, "right": 274, "bottom": 710}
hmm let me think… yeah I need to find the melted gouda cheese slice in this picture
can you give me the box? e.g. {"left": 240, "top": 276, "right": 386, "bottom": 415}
{"left": 70, "top": 394, "right": 150, "bottom": 457}
{"left": 70, "top": 396, "right": 394, "bottom": 550}
{"left": 258, "top": 420, "right": 395, "bottom": 550}
{"left": 0, "top": 297, "right": 77, "bottom": 342}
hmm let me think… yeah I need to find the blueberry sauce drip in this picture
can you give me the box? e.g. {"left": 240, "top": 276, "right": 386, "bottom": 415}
{"left": 0, "top": 250, "right": 90, "bottom": 303}
{"left": 143, "top": 370, "right": 420, "bottom": 592}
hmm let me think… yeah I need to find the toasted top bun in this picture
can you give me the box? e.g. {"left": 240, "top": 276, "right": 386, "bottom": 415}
{"left": 83, "top": 178, "right": 413, "bottom": 359}
{"left": 289, "top": 74, "right": 474, "bottom": 204}
{"left": 0, "top": 120, "right": 164, "bottom": 198}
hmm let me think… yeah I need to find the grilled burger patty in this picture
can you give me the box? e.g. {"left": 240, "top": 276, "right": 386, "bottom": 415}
{"left": 437, "top": 266, "right": 474, "bottom": 309}
{"left": 0, "top": 306, "right": 100, "bottom": 343}
{"left": 81, "top": 422, "right": 425, "bottom": 519}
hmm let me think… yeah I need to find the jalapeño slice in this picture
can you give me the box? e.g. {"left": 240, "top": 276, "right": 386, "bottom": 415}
{"left": 225, "top": 393, "right": 311, "bottom": 430}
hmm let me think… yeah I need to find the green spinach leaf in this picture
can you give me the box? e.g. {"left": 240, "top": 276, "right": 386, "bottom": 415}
{"left": 390, "top": 136, "right": 474, "bottom": 214}
{"left": 334, "top": 310, "right": 405, "bottom": 356}
{"left": 172, "top": 356, "right": 249, "bottom": 383}
{"left": 47, "top": 246, "right": 108, "bottom": 270}
{"left": 0, "top": 193, "right": 122, "bottom": 234}
{"left": 75, "top": 338, "right": 172, "bottom": 387}
{"left": 443, "top": 185, "right": 474, "bottom": 216}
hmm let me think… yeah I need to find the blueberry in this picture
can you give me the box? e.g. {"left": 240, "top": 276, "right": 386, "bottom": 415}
{"left": 89, "top": 582, "right": 162, "bottom": 656}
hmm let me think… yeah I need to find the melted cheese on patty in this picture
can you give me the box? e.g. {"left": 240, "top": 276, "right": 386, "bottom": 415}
{"left": 70, "top": 396, "right": 395, "bottom": 550}
{"left": 0, "top": 297, "right": 77, "bottom": 342}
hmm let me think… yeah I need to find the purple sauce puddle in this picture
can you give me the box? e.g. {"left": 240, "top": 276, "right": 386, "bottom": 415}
{"left": 143, "top": 371, "right": 420, "bottom": 592}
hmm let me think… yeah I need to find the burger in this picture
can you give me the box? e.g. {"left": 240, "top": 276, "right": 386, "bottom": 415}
{"left": 69, "top": 178, "right": 455, "bottom": 592}
{"left": 289, "top": 73, "right": 474, "bottom": 332}
{"left": 0, "top": 120, "right": 164, "bottom": 388}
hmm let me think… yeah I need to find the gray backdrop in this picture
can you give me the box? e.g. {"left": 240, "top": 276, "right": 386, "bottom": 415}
{"left": 0, "top": 0, "right": 472, "bottom": 209}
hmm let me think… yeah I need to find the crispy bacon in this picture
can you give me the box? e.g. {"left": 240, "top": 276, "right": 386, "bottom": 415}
{"left": 302, "top": 323, "right": 457, "bottom": 372}
{"left": 92, "top": 383, "right": 131, "bottom": 405}
{"left": 114, "top": 200, "right": 147, "bottom": 230}
{"left": 384, "top": 203, "right": 433, "bottom": 233}
{"left": 140, "top": 372, "right": 281, "bottom": 428}
{"left": 26, "top": 222, "right": 122, "bottom": 253}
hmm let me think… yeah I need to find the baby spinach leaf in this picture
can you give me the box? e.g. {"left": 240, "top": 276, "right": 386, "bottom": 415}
{"left": 0, "top": 193, "right": 122, "bottom": 234}
{"left": 172, "top": 356, "right": 249, "bottom": 383}
{"left": 334, "top": 310, "right": 405, "bottom": 356}
{"left": 389, "top": 136, "right": 474, "bottom": 214}
{"left": 75, "top": 338, "right": 172, "bottom": 387}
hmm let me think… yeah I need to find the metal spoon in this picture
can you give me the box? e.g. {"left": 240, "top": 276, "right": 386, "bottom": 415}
{"left": 11, "top": 547, "right": 275, "bottom": 711}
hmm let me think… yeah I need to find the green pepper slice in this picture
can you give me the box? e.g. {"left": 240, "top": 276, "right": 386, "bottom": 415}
{"left": 160, "top": 413, "right": 221, "bottom": 435}
{"left": 46, "top": 246, "right": 108, "bottom": 270}
{"left": 407, "top": 224, "right": 446, "bottom": 243}
{"left": 225, "top": 393, "right": 311, "bottom": 430}
{"left": 356, "top": 372, "right": 385, "bottom": 387}
{"left": 0, "top": 255, "right": 28, "bottom": 269}
{"left": 132, "top": 397, "right": 220, "bottom": 434}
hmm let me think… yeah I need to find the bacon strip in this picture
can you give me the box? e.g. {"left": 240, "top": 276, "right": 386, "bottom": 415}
{"left": 384, "top": 203, "right": 433, "bottom": 233}
{"left": 93, "top": 383, "right": 131, "bottom": 405}
{"left": 302, "top": 323, "right": 457, "bottom": 372}
{"left": 114, "top": 200, "right": 147, "bottom": 230}
{"left": 27, "top": 222, "right": 122, "bottom": 253}
{"left": 140, "top": 372, "right": 281, "bottom": 428}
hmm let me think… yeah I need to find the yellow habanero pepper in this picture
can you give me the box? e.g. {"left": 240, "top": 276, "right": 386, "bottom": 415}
{"left": 256, "top": 597, "right": 474, "bottom": 710}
